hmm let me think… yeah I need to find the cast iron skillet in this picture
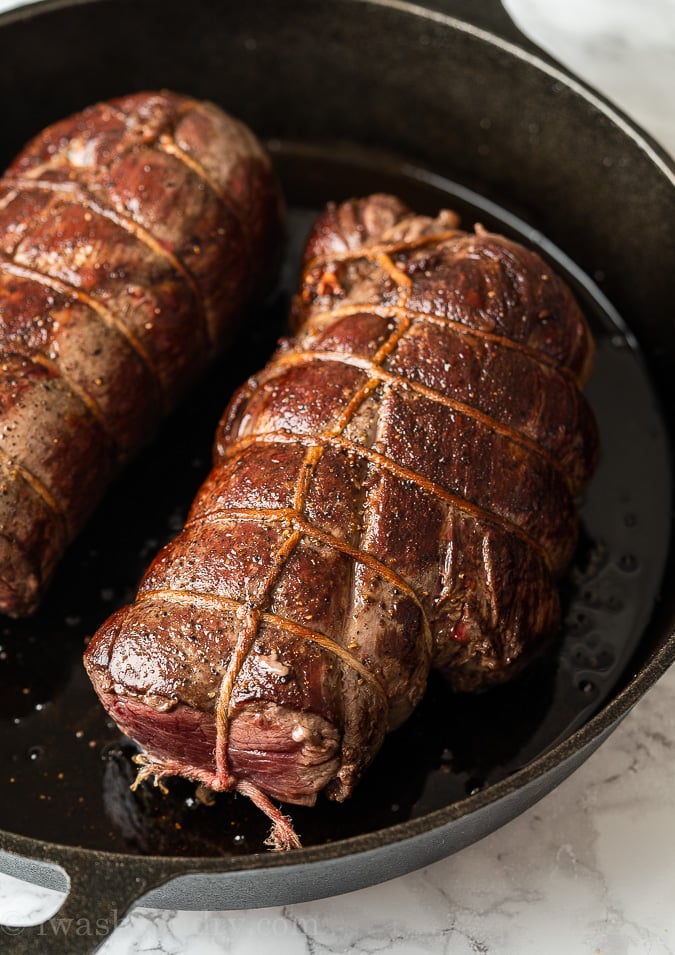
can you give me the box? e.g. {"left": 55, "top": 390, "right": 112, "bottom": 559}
{"left": 0, "top": 0, "right": 673, "bottom": 951}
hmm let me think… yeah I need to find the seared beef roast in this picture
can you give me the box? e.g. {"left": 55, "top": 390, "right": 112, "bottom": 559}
{"left": 0, "top": 91, "right": 282, "bottom": 616}
{"left": 85, "top": 195, "right": 598, "bottom": 848}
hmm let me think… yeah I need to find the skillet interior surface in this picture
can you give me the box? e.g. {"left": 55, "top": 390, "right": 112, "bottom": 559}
{"left": 0, "top": 139, "right": 669, "bottom": 857}
{"left": 0, "top": 0, "right": 673, "bottom": 923}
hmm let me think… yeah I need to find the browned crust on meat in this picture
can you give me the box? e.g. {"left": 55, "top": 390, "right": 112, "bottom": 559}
{"left": 0, "top": 90, "right": 283, "bottom": 616}
{"left": 85, "top": 194, "right": 598, "bottom": 815}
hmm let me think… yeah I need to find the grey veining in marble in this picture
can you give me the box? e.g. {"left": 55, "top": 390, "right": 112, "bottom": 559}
{"left": 504, "top": 0, "right": 675, "bottom": 154}
{"left": 0, "top": 0, "right": 674, "bottom": 952}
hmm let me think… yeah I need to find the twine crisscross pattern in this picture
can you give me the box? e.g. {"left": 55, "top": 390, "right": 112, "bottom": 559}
{"left": 139, "top": 232, "right": 570, "bottom": 788}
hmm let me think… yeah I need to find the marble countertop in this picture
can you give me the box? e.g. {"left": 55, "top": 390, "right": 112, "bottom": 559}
{"left": 0, "top": 0, "right": 673, "bottom": 952}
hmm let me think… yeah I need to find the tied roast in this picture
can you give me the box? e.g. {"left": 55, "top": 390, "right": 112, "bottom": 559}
{"left": 84, "top": 194, "right": 599, "bottom": 849}
{"left": 0, "top": 91, "right": 282, "bottom": 616}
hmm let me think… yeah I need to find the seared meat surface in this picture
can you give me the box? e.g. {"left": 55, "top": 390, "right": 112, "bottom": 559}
{"left": 0, "top": 91, "right": 282, "bottom": 616}
{"left": 85, "top": 194, "right": 598, "bottom": 848}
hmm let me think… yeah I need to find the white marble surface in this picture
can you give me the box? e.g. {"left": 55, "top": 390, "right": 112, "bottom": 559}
{"left": 0, "top": 0, "right": 674, "bottom": 952}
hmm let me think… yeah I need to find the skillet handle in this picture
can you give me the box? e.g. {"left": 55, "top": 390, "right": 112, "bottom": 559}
{"left": 0, "top": 849, "right": 185, "bottom": 955}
